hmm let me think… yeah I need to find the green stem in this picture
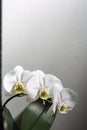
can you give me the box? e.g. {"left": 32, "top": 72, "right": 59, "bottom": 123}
{"left": 0, "top": 93, "right": 26, "bottom": 129}
{"left": 2, "top": 93, "right": 26, "bottom": 110}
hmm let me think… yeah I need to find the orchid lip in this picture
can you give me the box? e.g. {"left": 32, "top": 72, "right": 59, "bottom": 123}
{"left": 40, "top": 91, "right": 49, "bottom": 99}
{"left": 13, "top": 82, "right": 25, "bottom": 93}
{"left": 58, "top": 105, "right": 68, "bottom": 113}
{"left": 38, "top": 85, "right": 49, "bottom": 99}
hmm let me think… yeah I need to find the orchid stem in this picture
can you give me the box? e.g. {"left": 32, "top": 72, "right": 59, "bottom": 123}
{"left": 2, "top": 93, "right": 26, "bottom": 110}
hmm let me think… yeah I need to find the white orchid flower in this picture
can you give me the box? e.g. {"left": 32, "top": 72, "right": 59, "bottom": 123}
{"left": 3, "top": 66, "right": 32, "bottom": 95}
{"left": 26, "top": 70, "right": 63, "bottom": 102}
{"left": 52, "top": 88, "right": 78, "bottom": 114}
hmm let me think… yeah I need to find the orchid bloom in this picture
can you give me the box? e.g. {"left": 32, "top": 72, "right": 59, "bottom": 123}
{"left": 26, "top": 70, "right": 63, "bottom": 102}
{"left": 52, "top": 87, "right": 78, "bottom": 114}
{"left": 3, "top": 66, "right": 32, "bottom": 95}
{"left": 3, "top": 66, "right": 78, "bottom": 115}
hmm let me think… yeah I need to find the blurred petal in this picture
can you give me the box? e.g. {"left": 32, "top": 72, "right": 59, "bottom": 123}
{"left": 46, "top": 82, "right": 63, "bottom": 113}
{"left": 3, "top": 71, "right": 16, "bottom": 93}
{"left": 50, "top": 83, "right": 63, "bottom": 100}
{"left": 21, "top": 70, "right": 32, "bottom": 83}
{"left": 51, "top": 88, "right": 60, "bottom": 113}
{"left": 61, "top": 88, "right": 78, "bottom": 108}
{"left": 14, "top": 66, "right": 24, "bottom": 81}
{"left": 32, "top": 70, "right": 45, "bottom": 78}
{"left": 53, "top": 83, "right": 63, "bottom": 94}
{"left": 26, "top": 76, "right": 40, "bottom": 100}
{"left": 44, "top": 74, "right": 63, "bottom": 88}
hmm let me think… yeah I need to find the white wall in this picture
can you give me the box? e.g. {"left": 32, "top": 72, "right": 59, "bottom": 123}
{"left": 2, "top": 0, "right": 87, "bottom": 130}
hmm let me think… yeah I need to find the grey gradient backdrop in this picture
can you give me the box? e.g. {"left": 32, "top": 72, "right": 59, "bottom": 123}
{"left": 2, "top": 0, "right": 87, "bottom": 130}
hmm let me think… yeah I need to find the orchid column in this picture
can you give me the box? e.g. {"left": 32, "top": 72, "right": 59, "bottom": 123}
{"left": 0, "top": 0, "right": 4, "bottom": 129}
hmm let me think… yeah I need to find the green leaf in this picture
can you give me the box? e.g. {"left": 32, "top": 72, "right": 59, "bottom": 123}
{"left": 21, "top": 99, "right": 56, "bottom": 130}
{"left": 3, "top": 107, "right": 19, "bottom": 130}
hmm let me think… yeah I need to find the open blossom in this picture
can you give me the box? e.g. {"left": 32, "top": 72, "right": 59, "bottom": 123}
{"left": 3, "top": 66, "right": 32, "bottom": 95}
{"left": 52, "top": 87, "right": 78, "bottom": 114}
{"left": 3, "top": 66, "right": 78, "bottom": 115}
{"left": 26, "top": 70, "right": 63, "bottom": 102}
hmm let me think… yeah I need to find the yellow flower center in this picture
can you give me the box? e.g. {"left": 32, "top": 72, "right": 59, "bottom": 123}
{"left": 38, "top": 85, "right": 49, "bottom": 99}
{"left": 40, "top": 91, "right": 49, "bottom": 99}
{"left": 13, "top": 82, "right": 25, "bottom": 93}
{"left": 58, "top": 105, "right": 68, "bottom": 113}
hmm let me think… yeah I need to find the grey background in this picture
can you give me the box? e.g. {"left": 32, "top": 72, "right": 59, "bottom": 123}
{"left": 2, "top": 0, "right": 87, "bottom": 130}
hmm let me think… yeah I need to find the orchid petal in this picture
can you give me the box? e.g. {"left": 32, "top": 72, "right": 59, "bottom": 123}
{"left": 3, "top": 71, "right": 16, "bottom": 93}
{"left": 26, "top": 76, "right": 40, "bottom": 100}
{"left": 49, "top": 82, "right": 63, "bottom": 101}
{"left": 50, "top": 83, "right": 63, "bottom": 113}
{"left": 21, "top": 70, "right": 32, "bottom": 83}
{"left": 53, "top": 83, "right": 63, "bottom": 95}
{"left": 44, "top": 74, "right": 63, "bottom": 88}
{"left": 32, "top": 70, "right": 45, "bottom": 78}
{"left": 14, "top": 66, "right": 23, "bottom": 82}
{"left": 61, "top": 88, "right": 78, "bottom": 109}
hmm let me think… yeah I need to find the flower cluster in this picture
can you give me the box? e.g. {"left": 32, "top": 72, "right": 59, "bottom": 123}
{"left": 3, "top": 66, "right": 78, "bottom": 114}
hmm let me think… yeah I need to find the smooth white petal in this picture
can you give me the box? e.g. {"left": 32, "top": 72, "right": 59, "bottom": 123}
{"left": 50, "top": 89, "right": 59, "bottom": 114}
{"left": 51, "top": 86, "right": 62, "bottom": 113}
{"left": 51, "top": 84, "right": 64, "bottom": 114}
{"left": 61, "top": 88, "right": 78, "bottom": 108}
{"left": 52, "top": 83, "right": 63, "bottom": 98}
{"left": 14, "top": 66, "right": 23, "bottom": 73}
{"left": 32, "top": 70, "right": 45, "bottom": 78}
{"left": 44, "top": 74, "right": 64, "bottom": 88}
{"left": 43, "top": 74, "right": 62, "bottom": 97}
{"left": 21, "top": 70, "right": 32, "bottom": 83}
{"left": 3, "top": 71, "right": 16, "bottom": 93}
{"left": 14, "top": 66, "right": 24, "bottom": 81}
{"left": 54, "top": 83, "right": 63, "bottom": 93}
{"left": 26, "top": 76, "right": 40, "bottom": 100}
